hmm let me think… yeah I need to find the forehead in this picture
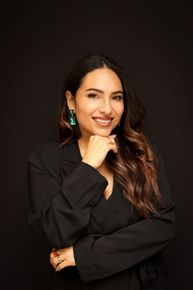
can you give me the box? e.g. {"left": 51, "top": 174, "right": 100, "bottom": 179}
{"left": 79, "top": 68, "right": 123, "bottom": 91}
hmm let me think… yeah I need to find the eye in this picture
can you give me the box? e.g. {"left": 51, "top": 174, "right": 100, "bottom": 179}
{"left": 113, "top": 95, "right": 123, "bottom": 101}
{"left": 87, "top": 93, "right": 98, "bottom": 99}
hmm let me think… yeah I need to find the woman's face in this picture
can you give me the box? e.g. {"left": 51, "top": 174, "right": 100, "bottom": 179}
{"left": 66, "top": 68, "right": 124, "bottom": 141}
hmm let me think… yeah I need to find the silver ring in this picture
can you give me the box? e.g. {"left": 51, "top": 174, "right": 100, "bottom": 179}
{"left": 57, "top": 256, "right": 63, "bottom": 264}
{"left": 108, "top": 139, "right": 114, "bottom": 144}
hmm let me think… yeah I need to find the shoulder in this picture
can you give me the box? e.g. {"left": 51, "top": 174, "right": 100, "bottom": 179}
{"left": 146, "top": 137, "right": 177, "bottom": 206}
{"left": 28, "top": 142, "right": 63, "bottom": 163}
{"left": 27, "top": 140, "right": 80, "bottom": 175}
{"left": 27, "top": 140, "right": 82, "bottom": 184}
{"left": 27, "top": 142, "right": 66, "bottom": 179}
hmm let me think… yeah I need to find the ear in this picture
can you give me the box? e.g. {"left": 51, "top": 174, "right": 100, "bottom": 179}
{"left": 65, "top": 91, "right": 75, "bottom": 111}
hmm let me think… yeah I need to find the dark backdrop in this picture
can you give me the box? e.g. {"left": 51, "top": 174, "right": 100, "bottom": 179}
{"left": 1, "top": 1, "right": 193, "bottom": 290}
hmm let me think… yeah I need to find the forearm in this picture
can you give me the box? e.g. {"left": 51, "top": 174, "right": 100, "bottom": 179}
{"left": 28, "top": 153, "right": 108, "bottom": 248}
{"left": 73, "top": 200, "right": 176, "bottom": 283}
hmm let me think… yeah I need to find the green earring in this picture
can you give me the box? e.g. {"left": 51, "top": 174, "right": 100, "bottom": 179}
{"left": 68, "top": 109, "right": 77, "bottom": 126}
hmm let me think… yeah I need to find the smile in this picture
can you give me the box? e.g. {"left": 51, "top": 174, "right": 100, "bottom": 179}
{"left": 93, "top": 117, "right": 113, "bottom": 127}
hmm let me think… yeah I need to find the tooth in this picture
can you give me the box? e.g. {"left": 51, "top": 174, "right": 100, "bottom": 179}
{"left": 95, "top": 118, "right": 111, "bottom": 125}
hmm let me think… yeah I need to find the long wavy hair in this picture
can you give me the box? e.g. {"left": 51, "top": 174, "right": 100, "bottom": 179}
{"left": 57, "top": 54, "right": 161, "bottom": 218}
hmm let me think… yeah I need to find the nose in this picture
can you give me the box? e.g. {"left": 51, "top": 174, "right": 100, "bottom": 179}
{"left": 99, "top": 98, "right": 112, "bottom": 115}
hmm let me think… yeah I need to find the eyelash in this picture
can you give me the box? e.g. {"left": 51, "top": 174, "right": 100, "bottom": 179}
{"left": 87, "top": 93, "right": 98, "bottom": 98}
{"left": 87, "top": 94, "right": 123, "bottom": 101}
{"left": 112, "top": 95, "right": 123, "bottom": 101}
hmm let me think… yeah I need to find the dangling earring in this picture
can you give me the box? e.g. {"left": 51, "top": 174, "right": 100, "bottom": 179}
{"left": 68, "top": 109, "right": 77, "bottom": 126}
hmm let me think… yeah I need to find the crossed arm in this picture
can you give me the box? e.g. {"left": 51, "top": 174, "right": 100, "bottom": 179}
{"left": 27, "top": 144, "right": 176, "bottom": 283}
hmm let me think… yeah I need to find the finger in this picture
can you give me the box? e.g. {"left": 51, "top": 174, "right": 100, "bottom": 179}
{"left": 108, "top": 134, "right": 117, "bottom": 142}
{"left": 55, "top": 259, "right": 69, "bottom": 272}
{"left": 50, "top": 252, "right": 55, "bottom": 264}
{"left": 52, "top": 250, "right": 59, "bottom": 257}
{"left": 100, "top": 136, "right": 117, "bottom": 153}
{"left": 50, "top": 250, "right": 58, "bottom": 264}
{"left": 108, "top": 141, "right": 118, "bottom": 153}
{"left": 50, "top": 256, "right": 57, "bottom": 268}
{"left": 109, "top": 134, "right": 117, "bottom": 139}
{"left": 51, "top": 255, "right": 63, "bottom": 268}
{"left": 107, "top": 137, "right": 116, "bottom": 146}
{"left": 111, "top": 145, "right": 118, "bottom": 153}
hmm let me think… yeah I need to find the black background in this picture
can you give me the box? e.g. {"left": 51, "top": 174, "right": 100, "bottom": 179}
{"left": 1, "top": 1, "right": 193, "bottom": 289}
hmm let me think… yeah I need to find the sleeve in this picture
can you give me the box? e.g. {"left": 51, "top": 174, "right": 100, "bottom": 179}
{"left": 73, "top": 144, "right": 177, "bottom": 283}
{"left": 27, "top": 150, "right": 108, "bottom": 249}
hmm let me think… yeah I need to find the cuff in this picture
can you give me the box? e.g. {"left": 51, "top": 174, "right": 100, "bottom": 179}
{"left": 62, "top": 162, "right": 108, "bottom": 209}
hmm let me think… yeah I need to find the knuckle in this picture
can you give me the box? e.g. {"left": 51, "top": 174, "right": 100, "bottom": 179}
{"left": 54, "top": 258, "right": 58, "bottom": 267}
{"left": 52, "top": 261, "right": 56, "bottom": 268}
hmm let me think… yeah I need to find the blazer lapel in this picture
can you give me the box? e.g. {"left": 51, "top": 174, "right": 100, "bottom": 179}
{"left": 60, "top": 140, "right": 82, "bottom": 177}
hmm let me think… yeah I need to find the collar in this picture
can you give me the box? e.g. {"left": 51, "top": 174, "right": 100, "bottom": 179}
{"left": 60, "top": 140, "right": 82, "bottom": 163}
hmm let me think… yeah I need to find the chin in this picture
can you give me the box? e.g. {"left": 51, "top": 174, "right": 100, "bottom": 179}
{"left": 93, "top": 129, "right": 113, "bottom": 137}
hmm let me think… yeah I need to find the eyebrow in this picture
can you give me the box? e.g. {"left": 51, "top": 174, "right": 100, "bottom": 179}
{"left": 86, "top": 88, "right": 124, "bottom": 94}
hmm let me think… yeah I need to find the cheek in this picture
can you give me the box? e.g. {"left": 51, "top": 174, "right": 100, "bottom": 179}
{"left": 76, "top": 102, "right": 96, "bottom": 115}
{"left": 114, "top": 104, "right": 124, "bottom": 118}
{"left": 75, "top": 103, "right": 94, "bottom": 121}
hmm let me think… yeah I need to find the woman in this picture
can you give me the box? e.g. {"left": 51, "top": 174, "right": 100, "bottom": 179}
{"left": 27, "top": 54, "right": 176, "bottom": 289}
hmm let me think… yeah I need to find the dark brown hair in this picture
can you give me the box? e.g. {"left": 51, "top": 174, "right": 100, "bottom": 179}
{"left": 57, "top": 54, "right": 161, "bottom": 218}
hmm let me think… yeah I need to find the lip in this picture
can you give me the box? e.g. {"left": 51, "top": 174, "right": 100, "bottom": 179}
{"left": 92, "top": 117, "right": 113, "bottom": 127}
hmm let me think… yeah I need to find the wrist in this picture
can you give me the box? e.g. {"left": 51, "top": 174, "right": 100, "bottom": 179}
{"left": 82, "top": 158, "right": 96, "bottom": 168}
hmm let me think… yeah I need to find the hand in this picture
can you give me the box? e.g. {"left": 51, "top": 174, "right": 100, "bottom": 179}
{"left": 82, "top": 135, "right": 118, "bottom": 169}
{"left": 50, "top": 246, "right": 76, "bottom": 272}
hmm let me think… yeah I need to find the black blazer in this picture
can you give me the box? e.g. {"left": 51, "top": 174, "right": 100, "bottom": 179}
{"left": 27, "top": 140, "right": 177, "bottom": 289}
